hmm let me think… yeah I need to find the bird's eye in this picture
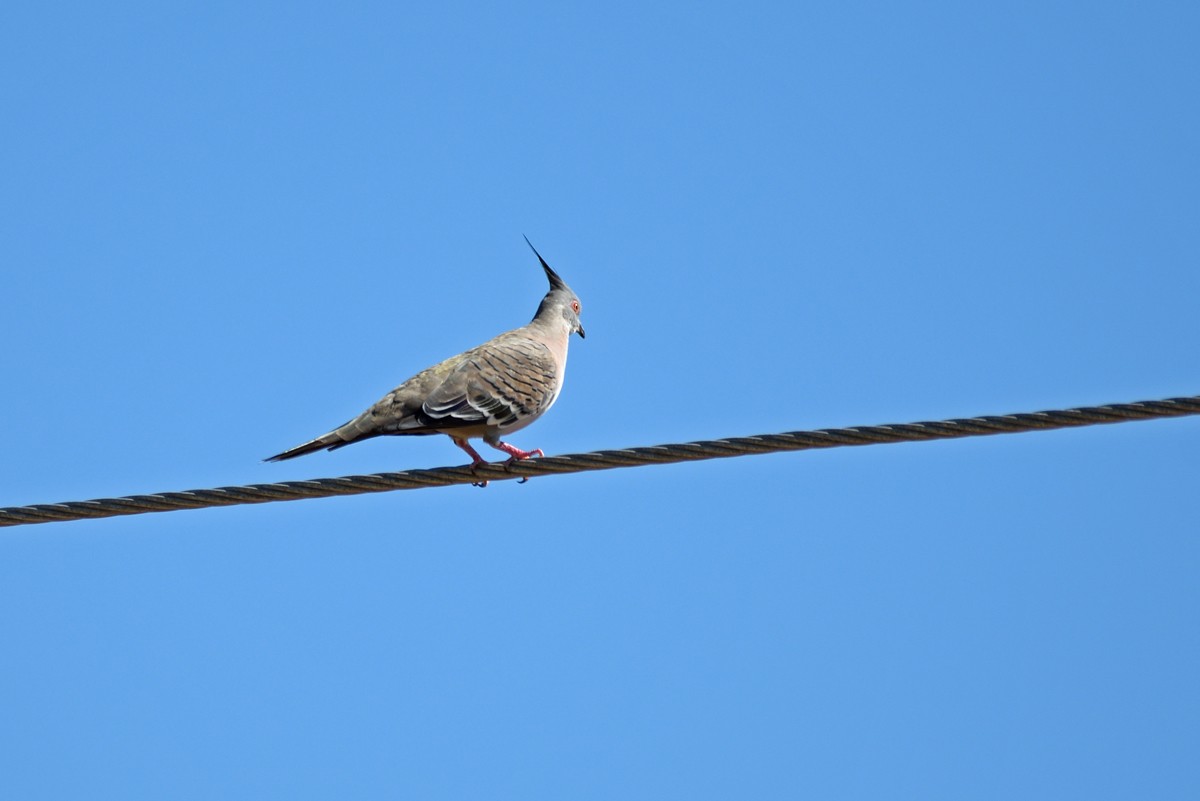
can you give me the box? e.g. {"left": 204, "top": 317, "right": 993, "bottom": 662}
{"left": 571, "top": 300, "right": 581, "bottom": 313}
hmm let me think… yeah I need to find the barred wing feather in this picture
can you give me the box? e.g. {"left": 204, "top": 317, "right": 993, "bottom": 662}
{"left": 418, "top": 338, "right": 559, "bottom": 431}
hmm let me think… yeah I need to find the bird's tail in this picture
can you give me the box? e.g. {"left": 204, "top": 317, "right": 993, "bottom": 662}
{"left": 263, "top": 431, "right": 347, "bottom": 462}
{"left": 264, "top": 411, "right": 390, "bottom": 462}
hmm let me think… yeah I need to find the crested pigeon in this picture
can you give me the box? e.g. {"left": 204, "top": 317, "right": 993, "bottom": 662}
{"left": 265, "top": 239, "right": 585, "bottom": 475}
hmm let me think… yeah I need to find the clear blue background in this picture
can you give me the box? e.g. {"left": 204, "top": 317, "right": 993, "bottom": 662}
{"left": 2, "top": 2, "right": 1198, "bottom": 798}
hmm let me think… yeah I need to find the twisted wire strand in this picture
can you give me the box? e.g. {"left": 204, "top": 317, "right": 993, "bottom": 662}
{"left": 2, "top": 394, "right": 1196, "bottom": 529}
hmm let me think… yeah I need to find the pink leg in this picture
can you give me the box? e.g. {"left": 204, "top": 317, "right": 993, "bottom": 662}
{"left": 451, "top": 437, "right": 492, "bottom": 488}
{"left": 487, "top": 440, "right": 544, "bottom": 463}
{"left": 451, "top": 437, "right": 487, "bottom": 465}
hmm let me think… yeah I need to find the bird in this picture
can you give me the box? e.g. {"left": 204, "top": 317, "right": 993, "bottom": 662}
{"left": 265, "top": 238, "right": 585, "bottom": 478}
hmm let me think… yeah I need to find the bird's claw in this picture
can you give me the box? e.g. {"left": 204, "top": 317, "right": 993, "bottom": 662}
{"left": 469, "top": 461, "right": 489, "bottom": 488}
{"left": 503, "top": 448, "right": 543, "bottom": 485}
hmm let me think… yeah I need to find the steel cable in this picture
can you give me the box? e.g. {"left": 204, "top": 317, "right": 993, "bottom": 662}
{"left": 1, "top": 394, "right": 1196, "bottom": 528}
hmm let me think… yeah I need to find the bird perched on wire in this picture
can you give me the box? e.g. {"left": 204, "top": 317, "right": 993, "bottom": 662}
{"left": 265, "top": 239, "right": 585, "bottom": 480}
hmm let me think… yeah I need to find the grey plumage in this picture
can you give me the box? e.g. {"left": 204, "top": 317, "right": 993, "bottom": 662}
{"left": 266, "top": 240, "right": 585, "bottom": 467}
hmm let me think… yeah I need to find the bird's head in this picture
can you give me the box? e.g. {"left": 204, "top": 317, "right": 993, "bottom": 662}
{"left": 526, "top": 237, "right": 585, "bottom": 339}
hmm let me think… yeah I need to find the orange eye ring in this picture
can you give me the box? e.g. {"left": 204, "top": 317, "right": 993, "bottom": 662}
{"left": 571, "top": 300, "right": 581, "bottom": 313}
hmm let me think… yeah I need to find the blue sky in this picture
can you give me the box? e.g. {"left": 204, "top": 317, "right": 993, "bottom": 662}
{"left": 2, "top": 2, "right": 1198, "bottom": 798}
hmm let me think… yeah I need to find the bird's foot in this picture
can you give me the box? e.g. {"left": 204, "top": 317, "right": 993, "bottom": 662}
{"left": 489, "top": 441, "right": 543, "bottom": 484}
{"left": 498, "top": 444, "right": 545, "bottom": 462}
{"left": 469, "top": 461, "right": 494, "bottom": 488}
{"left": 451, "top": 437, "right": 492, "bottom": 487}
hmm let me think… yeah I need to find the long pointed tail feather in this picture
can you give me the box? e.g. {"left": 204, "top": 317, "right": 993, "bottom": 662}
{"left": 264, "top": 409, "right": 404, "bottom": 462}
{"left": 263, "top": 431, "right": 347, "bottom": 462}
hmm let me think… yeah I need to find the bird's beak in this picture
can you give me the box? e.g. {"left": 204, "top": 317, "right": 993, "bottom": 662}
{"left": 576, "top": 324, "right": 586, "bottom": 339}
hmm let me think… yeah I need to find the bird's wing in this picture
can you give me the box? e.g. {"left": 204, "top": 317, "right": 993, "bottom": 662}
{"left": 416, "top": 336, "right": 560, "bottom": 431}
